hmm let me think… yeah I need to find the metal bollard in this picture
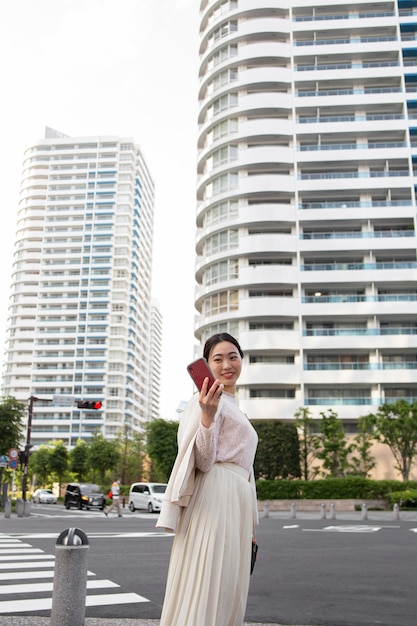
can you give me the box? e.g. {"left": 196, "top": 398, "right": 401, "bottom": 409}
{"left": 361, "top": 503, "right": 368, "bottom": 520}
{"left": 320, "top": 503, "right": 326, "bottom": 519}
{"left": 24, "top": 500, "right": 31, "bottom": 517}
{"left": 329, "top": 502, "right": 336, "bottom": 519}
{"left": 4, "top": 500, "right": 11, "bottom": 518}
{"left": 263, "top": 500, "right": 269, "bottom": 518}
{"left": 393, "top": 503, "right": 400, "bottom": 521}
{"left": 290, "top": 502, "right": 296, "bottom": 519}
{"left": 16, "top": 499, "right": 24, "bottom": 518}
{"left": 51, "top": 528, "right": 89, "bottom": 626}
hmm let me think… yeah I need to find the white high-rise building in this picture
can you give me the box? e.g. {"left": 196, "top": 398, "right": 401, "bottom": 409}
{"left": 2, "top": 128, "right": 159, "bottom": 447}
{"left": 195, "top": 0, "right": 417, "bottom": 433}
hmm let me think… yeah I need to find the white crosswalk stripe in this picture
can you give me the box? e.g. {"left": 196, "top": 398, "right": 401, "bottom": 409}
{"left": 0, "top": 533, "right": 150, "bottom": 614}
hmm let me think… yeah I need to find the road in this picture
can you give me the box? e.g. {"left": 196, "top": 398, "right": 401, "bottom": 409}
{"left": 0, "top": 503, "right": 416, "bottom": 625}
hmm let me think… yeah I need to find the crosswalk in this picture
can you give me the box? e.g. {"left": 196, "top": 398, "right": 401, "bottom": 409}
{"left": 0, "top": 533, "right": 150, "bottom": 614}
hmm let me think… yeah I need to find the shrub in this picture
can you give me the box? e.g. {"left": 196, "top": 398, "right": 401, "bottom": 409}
{"left": 387, "top": 489, "right": 417, "bottom": 508}
{"left": 255, "top": 478, "right": 417, "bottom": 500}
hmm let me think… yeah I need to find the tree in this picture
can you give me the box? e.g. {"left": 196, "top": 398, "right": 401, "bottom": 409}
{"left": 145, "top": 419, "right": 178, "bottom": 482}
{"left": 314, "top": 409, "right": 354, "bottom": 478}
{"left": 30, "top": 446, "right": 51, "bottom": 487}
{"left": 365, "top": 400, "right": 417, "bottom": 480}
{"left": 69, "top": 439, "right": 89, "bottom": 482}
{"left": 115, "top": 431, "right": 146, "bottom": 485}
{"left": 349, "top": 415, "right": 376, "bottom": 478}
{"left": 88, "top": 433, "right": 121, "bottom": 485}
{"left": 48, "top": 440, "right": 69, "bottom": 494}
{"left": 252, "top": 420, "right": 301, "bottom": 480}
{"left": 294, "top": 407, "right": 320, "bottom": 480}
{"left": 0, "top": 396, "right": 26, "bottom": 455}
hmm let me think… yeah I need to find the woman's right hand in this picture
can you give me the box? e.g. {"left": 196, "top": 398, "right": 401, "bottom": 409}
{"left": 199, "top": 378, "right": 223, "bottom": 428}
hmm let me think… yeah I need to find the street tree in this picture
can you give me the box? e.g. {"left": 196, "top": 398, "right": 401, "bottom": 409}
{"left": 115, "top": 431, "right": 146, "bottom": 485}
{"left": 315, "top": 409, "right": 354, "bottom": 477}
{"left": 88, "top": 433, "right": 121, "bottom": 486}
{"left": 350, "top": 415, "right": 377, "bottom": 478}
{"left": 364, "top": 399, "right": 417, "bottom": 480}
{"left": 69, "top": 439, "right": 89, "bottom": 482}
{"left": 145, "top": 419, "right": 178, "bottom": 482}
{"left": 48, "top": 440, "right": 69, "bottom": 494}
{"left": 294, "top": 407, "right": 320, "bottom": 480}
{"left": 30, "top": 446, "right": 51, "bottom": 487}
{"left": 0, "top": 396, "right": 26, "bottom": 455}
{"left": 252, "top": 420, "right": 301, "bottom": 480}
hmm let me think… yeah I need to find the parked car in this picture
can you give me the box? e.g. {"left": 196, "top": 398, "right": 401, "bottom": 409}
{"left": 64, "top": 483, "right": 105, "bottom": 510}
{"left": 129, "top": 482, "right": 167, "bottom": 513}
{"left": 33, "top": 488, "right": 57, "bottom": 504}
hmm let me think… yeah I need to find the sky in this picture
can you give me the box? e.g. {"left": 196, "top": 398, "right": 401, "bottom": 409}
{"left": 0, "top": 0, "right": 201, "bottom": 419}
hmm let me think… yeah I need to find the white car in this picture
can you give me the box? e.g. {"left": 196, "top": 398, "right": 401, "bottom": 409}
{"left": 129, "top": 482, "right": 167, "bottom": 513}
{"left": 33, "top": 489, "right": 57, "bottom": 504}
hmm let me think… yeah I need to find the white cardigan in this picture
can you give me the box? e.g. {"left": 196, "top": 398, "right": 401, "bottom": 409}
{"left": 156, "top": 393, "right": 258, "bottom": 533}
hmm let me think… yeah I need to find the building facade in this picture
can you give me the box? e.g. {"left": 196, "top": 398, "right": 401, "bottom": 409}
{"left": 195, "top": 0, "right": 417, "bottom": 434}
{"left": 2, "top": 128, "right": 159, "bottom": 447}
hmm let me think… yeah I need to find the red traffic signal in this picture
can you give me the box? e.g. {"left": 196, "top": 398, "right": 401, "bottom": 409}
{"left": 77, "top": 401, "right": 102, "bottom": 410}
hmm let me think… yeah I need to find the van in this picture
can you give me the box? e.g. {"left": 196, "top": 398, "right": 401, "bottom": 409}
{"left": 129, "top": 482, "right": 167, "bottom": 513}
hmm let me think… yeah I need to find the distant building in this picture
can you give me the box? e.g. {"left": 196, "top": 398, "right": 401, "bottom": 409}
{"left": 2, "top": 129, "right": 160, "bottom": 447}
{"left": 195, "top": 2, "right": 417, "bottom": 436}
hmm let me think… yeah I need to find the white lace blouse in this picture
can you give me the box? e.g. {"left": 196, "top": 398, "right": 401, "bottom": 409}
{"left": 195, "top": 391, "right": 258, "bottom": 474}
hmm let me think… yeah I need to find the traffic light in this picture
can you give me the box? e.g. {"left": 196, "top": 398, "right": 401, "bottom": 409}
{"left": 77, "top": 400, "right": 102, "bottom": 410}
{"left": 19, "top": 444, "right": 34, "bottom": 465}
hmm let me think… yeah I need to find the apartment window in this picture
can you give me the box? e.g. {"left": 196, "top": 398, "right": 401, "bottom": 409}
{"left": 205, "top": 259, "right": 238, "bottom": 285}
{"left": 205, "top": 199, "right": 238, "bottom": 226}
{"left": 249, "top": 355, "right": 294, "bottom": 364}
{"left": 211, "top": 118, "right": 238, "bottom": 140}
{"left": 212, "top": 145, "right": 238, "bottom": 167}
{"left": 211, "top": 68, "right": 238, "bottom": 92}
{"left": 213, "top": 93, "right": 238, "bottom": 115}
{"left": 210, "top": 44, "right": 238, "bottom": 68}
{"left": 250, "top": 389, "right": 295, "bottom": 398}
{"left": 205, "top": 229, "right": 238, "bottom": 255}
{"left": 204, "top": 289, "right": 238, "bottom": 315}
{"left": 211, "top": 172, "right": 238, "bottom": 196}
{"left": 210, "top": 20, "right": 238, "bottom": 44}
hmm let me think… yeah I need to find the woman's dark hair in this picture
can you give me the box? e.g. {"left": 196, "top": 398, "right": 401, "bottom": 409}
{"left": 203, "top": 333, "right": 244, "bottom": 361}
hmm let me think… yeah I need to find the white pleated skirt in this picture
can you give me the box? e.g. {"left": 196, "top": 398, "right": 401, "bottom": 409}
{"left": 159, "top": 462, "right": 253, "bottom": 626}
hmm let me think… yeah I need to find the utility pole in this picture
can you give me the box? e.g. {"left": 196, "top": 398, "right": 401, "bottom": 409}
{"left": 21, "top": 395, "right": 37, "bottom": 501}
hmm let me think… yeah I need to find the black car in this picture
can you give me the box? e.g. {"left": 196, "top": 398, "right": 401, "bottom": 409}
{"left": 64, "top": 483, "right": 105, "bottom": 510}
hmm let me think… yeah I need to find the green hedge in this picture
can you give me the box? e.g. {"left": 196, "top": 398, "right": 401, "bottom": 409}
{"left": 255, "top": 478, "right": 417, "bottom": 500}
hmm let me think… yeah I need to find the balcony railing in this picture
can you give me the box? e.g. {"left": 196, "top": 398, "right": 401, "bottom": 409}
{"left": 303, "top": 328, "right": 417, "bottom": 336}
{"left": 302, "top": 294, "right": 417, "bottom": 303}
{"left": 304, "top": 361, "right": 417, "bottom": 370}
{"left": 299, "top": 200, "right": 412, "bottom": 209}
{"left": 300, "top": 230, "right": 414, "bottom": 239}
{"left": 301, "top": 261, "right": 417, "bottom": 271}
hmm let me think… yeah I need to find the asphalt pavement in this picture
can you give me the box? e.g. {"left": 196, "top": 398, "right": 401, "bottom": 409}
{"left": 0, "top": 600, "right": 301, "bottom": 625}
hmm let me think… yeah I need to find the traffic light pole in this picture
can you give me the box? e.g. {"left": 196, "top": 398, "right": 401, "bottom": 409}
{"left": 22, "top": 395, "right": 37, "bottom": 502}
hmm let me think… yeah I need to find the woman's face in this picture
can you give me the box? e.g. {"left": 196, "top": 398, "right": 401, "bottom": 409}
{"left": 207, "top": 341, "right": 242, "bottom": 393}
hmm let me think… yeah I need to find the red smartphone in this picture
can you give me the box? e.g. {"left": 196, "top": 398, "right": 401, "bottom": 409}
{"left": 187, "top": 357, "right": 216, "bottom": 392}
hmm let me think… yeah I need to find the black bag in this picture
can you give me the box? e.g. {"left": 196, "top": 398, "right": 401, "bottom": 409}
{"left": 250, "top": 542, "right": 258, "bottom": 575}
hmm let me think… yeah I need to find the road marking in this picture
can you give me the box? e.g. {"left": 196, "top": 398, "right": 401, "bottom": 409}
{"left": 1, "top": 531, "right": 170, "bottom": 539}
{"left": 0, "top": 593, "right": 148, "bottom": 613}
{"left": 0, "top": 579, "right": 118, "bottom": 594}
{"left": 0, "top": 534, "right": 150, "bottom": 614}
{"left": 0, "top": 547, "right": 44, "bottom": 554}
{"left": 303, "top": 525, "right": 382, "bottom": 533}
{"left": 283, "top": 525, "right": 300, "bottom": 529}
{"left": 0, "top": 560, "right": 56, "bottom": 570}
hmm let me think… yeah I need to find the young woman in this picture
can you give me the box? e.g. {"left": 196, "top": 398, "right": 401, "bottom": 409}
{"left": 156, "top": 333, "right": 258, "bottom": 626}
